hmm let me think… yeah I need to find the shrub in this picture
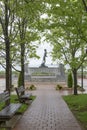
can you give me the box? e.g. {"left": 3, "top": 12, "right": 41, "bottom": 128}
{"left": 28, "top": 84, "right": 36, "bottom": 90}
{"left": 56, "top": 84, "right": 62, "bottom": 90}
{"left": 67, "top": 72, "right": 73, "bottom": 88}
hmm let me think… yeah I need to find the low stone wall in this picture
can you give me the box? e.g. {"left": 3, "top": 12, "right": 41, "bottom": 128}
{"left": 25, "top": 75, "right": 66, "bottom": 82}
{"left": 28, "top": 67, "right": 60, "bottom": 75}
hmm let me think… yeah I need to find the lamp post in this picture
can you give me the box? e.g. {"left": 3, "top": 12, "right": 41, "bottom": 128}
{"left": 82, "top": 0, "right": 87, "bottom": 12}
{"left": 81, "top": 47, "right": 84, "bottom": 89}
{"left": 81, "top": 65, "right": 83, "bottom": 89}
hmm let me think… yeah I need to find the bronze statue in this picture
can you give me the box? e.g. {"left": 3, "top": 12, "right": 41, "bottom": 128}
{"left": 43, "top": 49, "right": 47, "bottom": 64}
{"left": 40, "top": 49, "right": 47, "bottom": 67}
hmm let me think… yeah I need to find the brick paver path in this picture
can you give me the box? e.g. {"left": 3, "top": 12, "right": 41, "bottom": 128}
{"left": 13, "top": 84, "right": 82, "bottom": 130}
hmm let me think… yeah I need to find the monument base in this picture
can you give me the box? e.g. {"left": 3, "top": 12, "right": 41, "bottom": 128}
{"left": 39, "top": 63, "right": 48, "bottom": 68}
{"left": 25, "top": 64, "right": 66, "bottom": 82}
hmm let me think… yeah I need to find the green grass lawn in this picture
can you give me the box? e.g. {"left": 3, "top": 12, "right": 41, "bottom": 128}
{"left": 63, "top": 94, "right": 87, "bottom": 130}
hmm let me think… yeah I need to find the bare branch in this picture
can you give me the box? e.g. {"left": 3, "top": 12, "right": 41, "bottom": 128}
{"left": 0, "top": 17, "right": 5, "bottom": 33}
{"left": 0, "top": 62, "right": 6, "bottom": 69}
{"left": 12, "top": 64, "right": 21, "bottom": 72}
{"left": 82, "top": 0, "right": 87, "bottom": 12}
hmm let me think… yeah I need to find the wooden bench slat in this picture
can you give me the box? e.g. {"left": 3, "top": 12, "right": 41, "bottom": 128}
{"left": 21, "top": 93, "right": 32, "bottom": 99}
{"left": 15, "top": 86, "right": 32, "bottom": 103}
{"left": 17, "top": 86, "right": 25, "bottom": 93}
{"left": 0, "top": 91, "right": 10, "bottom": 102}
{"left": 0, "top": 91, "right": 22, "bottom": 123}
{"left": 0, "top": 103, "right": 21, "bottom": 119}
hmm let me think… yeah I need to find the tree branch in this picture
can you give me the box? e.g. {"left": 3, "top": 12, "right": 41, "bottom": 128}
{"left": 0, "top": 62, "right": 6, "bottom": 69}
{"left": 11, "top": 64, "right": 21, "bottom": 72}
{"left": 82, "top": 0, "right": 87, "bottom": 12}
{"left": 0, "top": 17, "right": 5, "bottom": 34}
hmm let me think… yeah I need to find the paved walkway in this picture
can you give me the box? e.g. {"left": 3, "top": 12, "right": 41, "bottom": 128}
{"left": 13, "top": 84, "right": 82, "bottom": 130}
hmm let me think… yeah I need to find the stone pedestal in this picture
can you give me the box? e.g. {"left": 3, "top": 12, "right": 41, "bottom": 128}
{"left": 25, "top": 64, "right": 66, "bottom": 82}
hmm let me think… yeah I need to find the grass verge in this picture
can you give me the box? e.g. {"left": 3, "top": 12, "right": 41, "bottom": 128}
{"left": 63, "top": 94, "right": 87, "bottom": 130}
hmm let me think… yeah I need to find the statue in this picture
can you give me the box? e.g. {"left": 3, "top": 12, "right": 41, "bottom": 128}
{"left": 43, "top": 49, "right": 47, "bottom": 64}
{"left": 40, "top": 49, "right": 48, "bottom": 67}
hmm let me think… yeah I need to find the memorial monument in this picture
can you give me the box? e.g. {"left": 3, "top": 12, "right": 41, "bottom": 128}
{"left": 25, "top": 49, "right": 66, "bottom": 82}
{"left": 40, "top": 49, "right": 48, "bottom": 68}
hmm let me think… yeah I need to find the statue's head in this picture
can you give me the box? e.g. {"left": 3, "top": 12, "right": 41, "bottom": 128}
{"left": 44, "top": 49, "right": 47, "bottom": 52}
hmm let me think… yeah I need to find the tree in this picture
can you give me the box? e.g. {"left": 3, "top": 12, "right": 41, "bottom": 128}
{"left": 0, "top": 0, "right": 19, "bottom": 93}
{"left": 42, "top": 0, "right": 87, "bottom": 95}
{"left": 14, "top": 0, "right": 42, "bottom": 87}
{"left": 0, "top": 0, "right": 46, "bottom": 91}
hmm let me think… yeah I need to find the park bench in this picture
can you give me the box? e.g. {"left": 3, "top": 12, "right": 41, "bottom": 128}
{"left": 15, "top": 86, "right": 32, "bottom": 103}
{"left": 0, "top": 91, "right": 22, "bottom": 129}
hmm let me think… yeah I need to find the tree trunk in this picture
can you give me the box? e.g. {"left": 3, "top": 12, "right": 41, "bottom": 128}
{"left": 6, "top": 40, "right": 10, "bottom": 92}
{"left": 10, "top": 62, "right": 12, "bottom": 90}
{"left": 5, "top": 0, "right": 11, "bottom": 93}
{"left": 21, "top": 43, "right": 25, "bottom": 87}
{"left": 19, "top": 19, "right": 26, "bottom": 88}
{"left": 72, "top": 68, "right": 78, "bottom": 95}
